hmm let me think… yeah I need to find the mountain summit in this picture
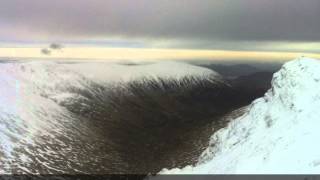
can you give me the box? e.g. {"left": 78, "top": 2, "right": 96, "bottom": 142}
{"left": 161, "top": 57, "right": 320, "bottom": 174}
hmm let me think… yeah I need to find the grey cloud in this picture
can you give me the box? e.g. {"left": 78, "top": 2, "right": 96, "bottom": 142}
{"left": 0, "top": 0, "right": 320, "bottom": 46}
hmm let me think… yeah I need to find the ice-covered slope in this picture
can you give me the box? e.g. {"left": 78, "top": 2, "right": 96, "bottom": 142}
{"left": 161, "top": 57, "right": 320, "bottom": 174}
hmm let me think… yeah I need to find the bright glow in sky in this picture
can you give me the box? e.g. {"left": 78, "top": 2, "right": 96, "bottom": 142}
{"left": 1, "top": 47, "right": 320, "bottom": 62}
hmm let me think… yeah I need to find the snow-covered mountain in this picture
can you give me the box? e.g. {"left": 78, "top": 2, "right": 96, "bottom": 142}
{"left": 161, "top": 57, "right": 320, "bottom": 174}
{"left": 0, "top": 60, "right": 222, "bottom": 173}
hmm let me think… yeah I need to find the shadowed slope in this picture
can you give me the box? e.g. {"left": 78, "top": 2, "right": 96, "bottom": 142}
{"left": 60, "top": 75, "right": 259, "bottom": 173}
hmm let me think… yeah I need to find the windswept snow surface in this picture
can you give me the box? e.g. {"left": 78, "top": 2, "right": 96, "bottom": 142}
{"left": 0, "top": 60, "right": 219, "bottom": 173}
{"left": 161, "top": 57, "right": 320, "bottom": 174}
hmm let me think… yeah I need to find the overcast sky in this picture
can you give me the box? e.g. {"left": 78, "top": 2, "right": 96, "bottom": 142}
{"left": 1, "top": 0, "right": 320, "bottom": 52}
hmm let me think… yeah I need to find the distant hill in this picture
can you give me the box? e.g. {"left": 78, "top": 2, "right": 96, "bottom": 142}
{"left": 196, "top": 63, "right": 281, "bottom": 78}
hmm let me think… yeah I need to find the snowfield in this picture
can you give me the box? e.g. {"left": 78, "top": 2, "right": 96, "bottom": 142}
{"left": 161, "top": 57, "right": 320, "bottom": 174}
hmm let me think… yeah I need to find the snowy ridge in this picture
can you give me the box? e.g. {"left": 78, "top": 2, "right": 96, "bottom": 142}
{"left": 66, "top": 61, "right": 222, "bottom": 84}
{"left": 161, "top": 57, "right": 320, "bottom": 174}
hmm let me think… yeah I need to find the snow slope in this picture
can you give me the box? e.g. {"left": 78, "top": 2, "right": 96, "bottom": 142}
{"left": 65, "top": 61, "right": 221, "bottom": 84}
{"left": 0, "top": 60, "right": 220, "bottom": 173}
{"left": 161, "top": 57, "right": 320, "bottom": 174}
